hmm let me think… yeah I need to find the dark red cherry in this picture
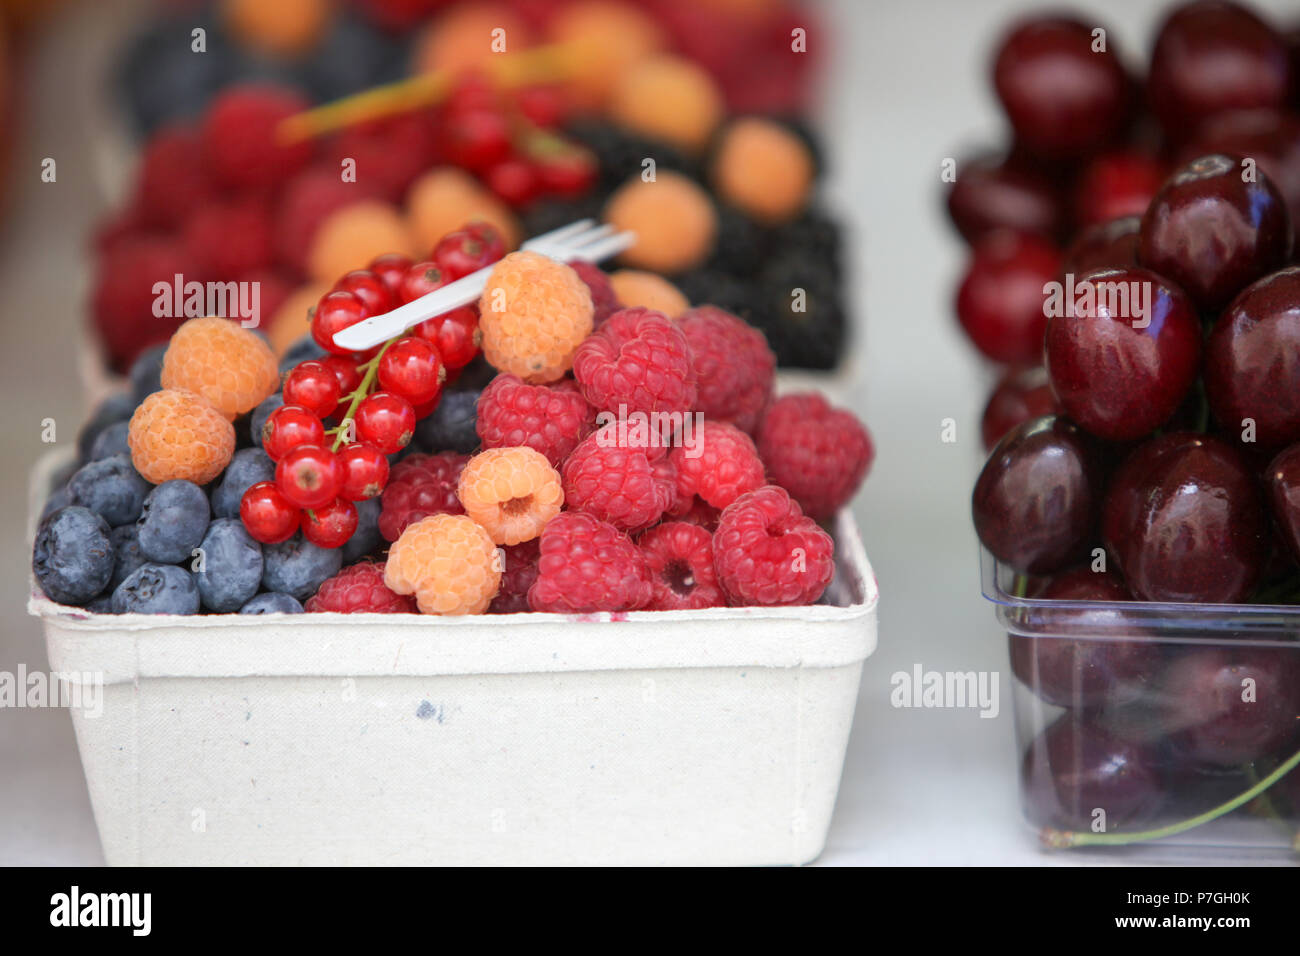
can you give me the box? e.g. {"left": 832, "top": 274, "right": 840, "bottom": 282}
{"left": 1020, "top": 715, "right": 1165, "bottom": 832}
{"left": 980, "top": 365, "right": 1059, "bottom": 451}
{"left": 993, "top": 17, "right": 1130, "bottom": 160}
{"left": 947, "top": 153, "right": 1063, "bottom": 243}
{"left": 1102, "top": 432, "right": 1267, "bottom": 603}
{"left": 972, "top": 415, "right": 1097, "bottom": 575}
{"left": 1010, "top": 567, "right": 1162, "bottom": 709}
{"left": 1073, "top": 151, "right": 1166, "bottom": 228}
{"left": 1148, "top": 0, "right": 1292, "bottom": 142}
{"left": 1187, "top": 108, "right": 1300, "bottom": 223}
{"left": 1205, "top": 266, "right": 1300, "bottom": 451}
{"left": 1138, "top": 153, "right": 1292, "bottom": 313}
{"left": 1265, "top": 442, "right": 1300, "bottom": 564}
{"left": 1159, "top": 646, "right": 1300, "bottom": 768}
{"left": 956, "top": 230, "right": 1062, "bottom": 364}
{"left": 1044, "top": 266, "right": 1201, "bottom": 441}
{"left": 1061, "top": 216, "right": 1139, "bottom": 276}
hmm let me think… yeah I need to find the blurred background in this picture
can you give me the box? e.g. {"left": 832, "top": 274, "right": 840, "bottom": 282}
{"left": 4, "top": 0, "right": 1300, "bottom": 865}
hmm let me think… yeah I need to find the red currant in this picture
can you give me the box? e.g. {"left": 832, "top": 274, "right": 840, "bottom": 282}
{"left": 311, "top": 290, "right": 369, "bottom": 356}
{"left": 536, "top": 146, "right": 597, "bottom": 199}
{"left": 464, "top": 221, "right": 505, "bottom": 264}
{"left": 486, "top": 157, "right": 541, "bottom": 208}
{"left": 333, "top": 269, "right": 394, "bottom": 316}
{"left": 378, "top": 336, "right": 445, "bottom": 406}
{"left": 276, "top": 444, "right": 343, "bottom": 510}
{"left": 413, "top": 306, "right": 480, "bottom": 369}
{"left": 368, "top": 253, "right": 414, "bottom": 297}
{"left": 322, "top": 355, "right": 362, "bottom": 397}
{"left": 445, "top": 74, "right": 500, "bottom": 113}
{"left": 283, "top": 360, "right": 343, "bottom": 418}
{"left": 439, "top": 107, "right": 512, "bottom": 172}
{"left": 301, "top": 497, "right": 359, "bottom": 549}
{"left": 433, "top": 228, "right": 495, "bottom": 281}
{"left": 399, "top": 260, "right": 446, "bottom": 305}
{"left": 262, "top": 405, "right": 325, "bottom": 462}
{"left": 354, "top": 392, "right": 416, "bottom": 454}
{"left": 240, "top": 481, "right": 301, "bottom": 544}
{"left": 338, "top": 443, "right": 390, "bottom": 500}
{"left": 516, "top": 84, "right": 567, "bottom": 128}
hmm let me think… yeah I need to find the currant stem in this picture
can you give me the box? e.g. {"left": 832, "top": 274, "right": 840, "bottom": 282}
{"left": 330, "top": 336, "right": 399, "bottom": 453}
{"left": 1042, "top": 747, "right": 1300, "bottom": 849}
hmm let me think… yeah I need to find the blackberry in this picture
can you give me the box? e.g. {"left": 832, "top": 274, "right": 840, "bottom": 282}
{"left": 137, "top": 480, "right": 211, "bottom": 564}
{"left": 68, "top": 454, "right": 151, "bottom": 526}
{"left": 567, "top": 121, "right": 700, "bottom": 194}
{"left": 520, "top": 196, "right": 604, "bottom": 242}
{"left": 752, "top": 254, "right": 846, "bottom": 370}
{"left": 769, "top": 207, "right": 845, "bottom": 280}
{"left": 112, "top": 563, "right": 201, "bottom": 615}
{"left": 705, "top": 205, "right": 771, "bottom": 278}
{"left": 195, "top": 519, "right": 264, "bottom": 612}
{"left": 415, "top": 389, "right": 480, "bottom": 454}
{"left": 675, "top": 269, "right": 759, "bottom": 323}
{"left": 33, "top": 507, "right": 115, "bottom": 606}
{"left": 239, "top": 592, "right": 304, "bottom": 614}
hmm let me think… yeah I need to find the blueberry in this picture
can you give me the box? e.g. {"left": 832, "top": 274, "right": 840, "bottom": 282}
{"left": 300, "top": 12, "right": 405, "bottom": 102}
{"left": 88, "top": 420, "right": 131, "bottom": 461}
{"left": 76, "top": 392, "right": 136, "bottom": 462}
{"left": 262, "top": 532, "right": 342, "bottom": 601}
{"left": 195, "top": 519, "right": 264, "bottom": 612}
{"left": 211, "top": 448, "right": 276, "bottom": 519}
{"left": 111, "top": 563, "right": 200, "bottom": 615}
{"left": 137, "top": 480, "right": 210, "bottom": 564}
{"left": 250, "top": 393, "right": 285, "bottom": 449}
{"left": 279, "top": 336, "right": 328, "bottom": 375}
{"left": 415, "top": 389, "right": 480, "bottom": 453}
{"left": 85, "top": 594, "right": 116, "bottom": 614}
{"left": 117, "top": 17, "right": 234, "bottom": 134}
{"left": 129, "top": 344, "right": 167, "bottom": 403}
{"left": 341, "top": 497, "right": 382, "bottom": 563}
{"left": 32, "top": 507, "right": 114, "bottom": 605}
{"left": 239, "top": 592, "right": 304, "bottom": 614}
{"left": 40, "top": 484, "right": 73, "bottom": 523}
{"left": 109, "top": 524, "right": 147, "bottom": 591}
{"left": 68, "top": 454, "right": 151, "bottom": 526}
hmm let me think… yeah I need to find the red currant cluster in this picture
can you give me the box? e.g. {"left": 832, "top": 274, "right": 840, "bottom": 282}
{"left": 239, "top": 221, "right": 506, "bottom": 549}
{"left": 439, "top": 76, "right": 597, "bottom": 209}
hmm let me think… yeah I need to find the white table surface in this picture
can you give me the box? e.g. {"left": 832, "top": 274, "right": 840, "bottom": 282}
{"left": 3, "top": 0, "right": 1297, "bottom": 867}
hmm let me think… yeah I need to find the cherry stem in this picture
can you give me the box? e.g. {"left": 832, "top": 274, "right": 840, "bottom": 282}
{"left": 329, "top": 336, "right": 399, "bottom": 453}
{"left": 1042, "top": 748, "right": 1300, "bottom": 849}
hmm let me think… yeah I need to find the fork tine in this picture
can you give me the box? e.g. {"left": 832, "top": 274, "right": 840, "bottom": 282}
{"left": 525, "top": 219, "right": 597, "bottom": 248}
{"left": 564, "top": 223, "right": 617, "bottom": 251}
{"left": 566, "top": 231, "right": 637, "bottom": 262}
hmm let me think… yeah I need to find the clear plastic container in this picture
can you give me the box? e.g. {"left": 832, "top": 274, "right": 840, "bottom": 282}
{"left": 982, "top": 549, "right": 1300, "bottom": 857}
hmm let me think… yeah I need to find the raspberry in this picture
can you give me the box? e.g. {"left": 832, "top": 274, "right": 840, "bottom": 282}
{"left": 128, "top": 389, "right": 235, "bottom": 486}
{"left": 385, "top": 514, "right": 501, "bottom": 615}
{"left": 608, "top": 270, "right": 689, "bottom": 318}
{"left": 528, "top": 511, "right": 652, "bottom": 613}
{"left": 757, "top": 393, "right": 874, "bottom": 520}
{"left": 603, "top": 170, "right": 717, "bottom": 274}
{"left": 91, "top": 236, "right": 197, "bottom": 372}
{"left": 476, "top": 373, "right": 595, "bottom": 467}
{"left": 490, "top": 539, "right": 540, "bottom": 614}
{"left": 678, "top": 305, "right": 775, "bottom": 433}
{"left": 567, "top": 260, "right": 621, "bottom": 327}
{"left": 378, "top": 451, "right": 468, "bottom": 542}
{"left": 160, "top": 317, "right": 280, "bottom": 420}
{"left": 713, "top": 486, "right": 835, "bottom": 606}
{"left": 676, "top": 497, "right": 721, "bottom": 531}
{"left": 638, "top": 521, "right": 724, "bottom": 610}
{"left": 562, "top": 424, "right": 675, "bottom": 532}
{"left": 201, "top": 85, "right": 314, "bottom": 191}
{"left": 670, "top": 420, "right": 764, "bottom": 510}
{"left": 572, "top": 307, "right": 696, "bottom": 417}
{"left": 457, "top": 446, "right": 564, "bottom": 545}
{"left": 134, "top": 124, "right": 215, "bottom": 229}
{"left": 274, "top": 166, "right": 383, "bottom": 274}
{"left": 182, "top": 198, "right": 275, "bottom": 280}
{"left": 478, "top": 250, "right": 593, "bottom": 383}
{"left": 304, "top": 561, "right": 417, "bottom": 613}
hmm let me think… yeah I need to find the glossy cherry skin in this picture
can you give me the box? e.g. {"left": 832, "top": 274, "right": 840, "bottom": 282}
{"left": 993, "top": 17, "right": 1129, "bottom": 160}
{"left": 1045, "top": 266, "right": 1201, "bottom": 441}
{"left": 1020, "top": 715, "right": 1165, "bottom": 832}
{"left": 1073, "top": 151, "right": 1167, "bottom": 228}
{"left": 980, "top": 366, "right": 1059, "bottom": 451}
{"left": 973, "top": 416, "right": 1097, "bottom": 575}
{"left": 1265, "top": 442, "right": 1300, "bottom": 563}
{"left": 1188, "top": 108, "right": 1300, "bottom": 223}
{"left": 1148, "top": 1, "right": 1292, "bottom": 141}
{"left": 1138, "top": 153, "right": 1293, "bottom": 313}
{"left": 1061, "top": 216, "right": 1139, "bottom": 276}
{"left": 1010, "top": 567, "right": 1163, "bottom": 709}
{"left": 1102, "top": 432, "right": 1267, "bottom": 603}
{"left": 947, "top": 153, "right": 1063, "bottom": 243}
{"left": 956, "top": 230, "right": 1062, "bottom": 364}
{"left": 1159, "top": 647, "right": 1300, "bottom": 768}
{"left": 1205, "top": 266, "right": 1300, "bottom": 451}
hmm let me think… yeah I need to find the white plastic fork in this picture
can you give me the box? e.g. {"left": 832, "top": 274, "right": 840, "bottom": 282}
{"left": 330, "top": 219, "right": 636, "bottom": 352}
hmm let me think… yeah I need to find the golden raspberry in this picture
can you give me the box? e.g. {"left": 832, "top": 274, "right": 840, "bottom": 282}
{"left": 604, "top": 172, "right": 717, "bottom": 274}
{"left": 608, "top": 270, "right": 689, "bottom": 318}
{"left": 608, "top": 54, "right": 723, "bottom": 152}
{"left": 407, "top": 167, "right": 521, "bottom": 253}
{"left": 222, "top": 0, "right": 330, "bottom": 57}
{"left": 306, "top": 199, "right": 416, "bottom": 283}
{"left": 457, "top": 447, "right": 563, "bottom": 546}
{"left": 268, "top": 281, "right": 329, "bottom": 356}
{"left": 160, "top": 316, "right": 279, "bottom": 420}
{"left": 128, "top": 388, "right": 235, "bottom": 486}
{"left": 547, "top": 1, "right": 667, "bottom": 110}
{"left": 478, "top": 251, "right": 594, "bottom": 382}
{"left": 385, "top": 514, "right": 501, "bottom": 615}
{"left": 712, "top": 118, "right": 814, "bottom": 224}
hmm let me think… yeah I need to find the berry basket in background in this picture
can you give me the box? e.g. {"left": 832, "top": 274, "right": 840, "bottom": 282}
{"left": 982, "top": 549, "right": 1300, "bottom": 857}
{"left": 28, "top": 448, "right": 877, "bottom": 867}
